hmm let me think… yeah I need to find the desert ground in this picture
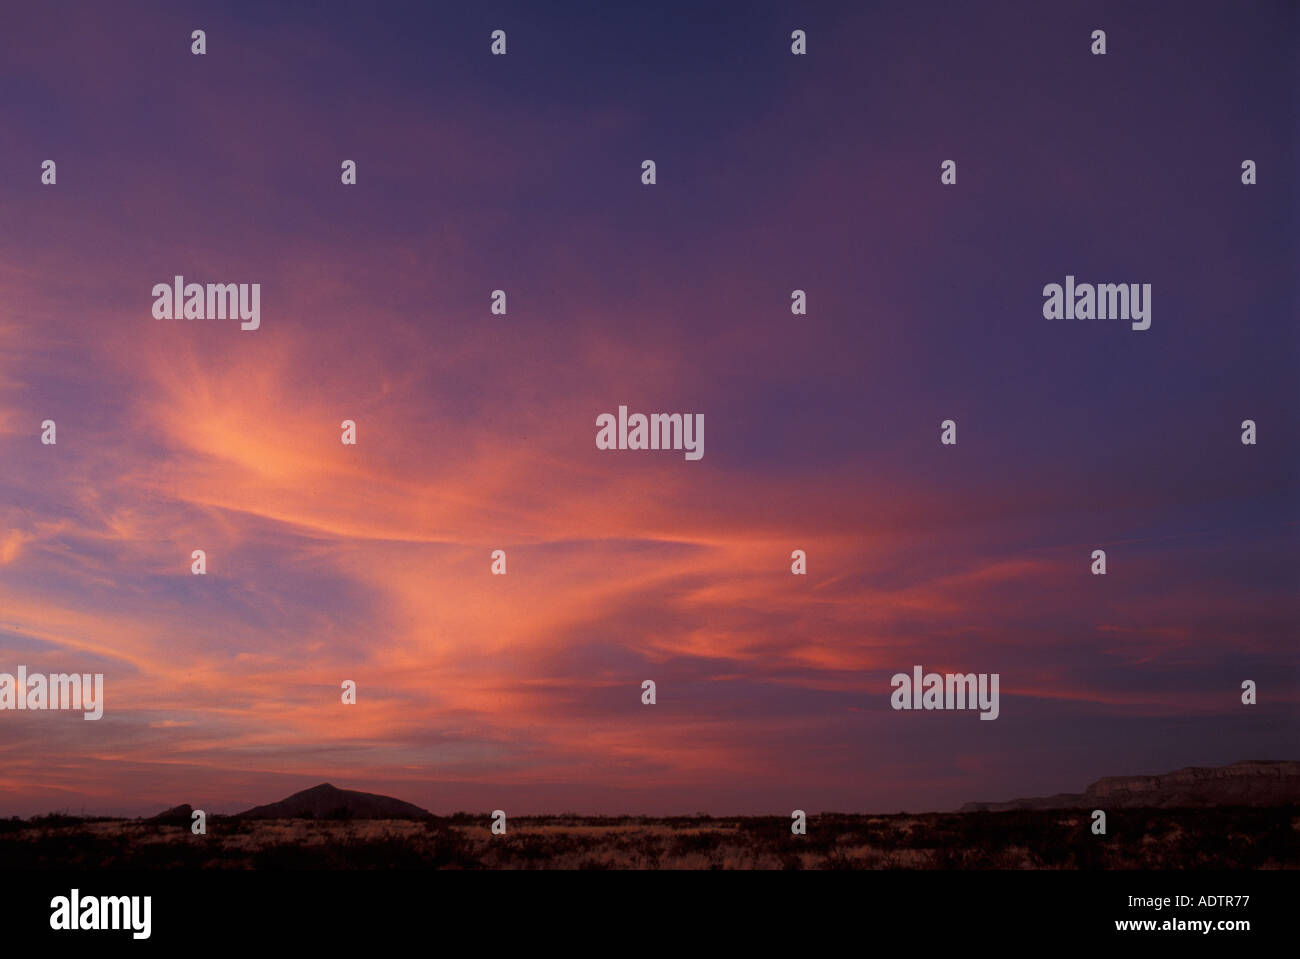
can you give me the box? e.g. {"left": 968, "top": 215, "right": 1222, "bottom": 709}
{"left": 1, "top": 808, "right": 1296, "bottom": 869}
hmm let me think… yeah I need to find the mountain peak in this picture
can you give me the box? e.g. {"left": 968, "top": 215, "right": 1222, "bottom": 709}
{"left": 235, "top": 783, "right": 432, "bottom": 821}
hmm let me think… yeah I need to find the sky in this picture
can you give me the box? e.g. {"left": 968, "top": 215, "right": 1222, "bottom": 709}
{"left": 0, "top": 0, "right": 1296, "bottom": 817}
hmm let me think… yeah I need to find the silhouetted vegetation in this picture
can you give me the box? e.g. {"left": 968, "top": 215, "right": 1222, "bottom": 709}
{"left": 0, "top": 807, "right": 1295, "bottom": 869}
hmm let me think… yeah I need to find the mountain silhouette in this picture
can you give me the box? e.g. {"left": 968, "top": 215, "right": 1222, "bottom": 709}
{"left": 235, "top": 783, "right": 433, "bottom": 820}
{"left": 147, "top": 803, "right": 194, "bottom": 825}
{"left": 960, "top": 760, "right": 1300, "bottom": 811}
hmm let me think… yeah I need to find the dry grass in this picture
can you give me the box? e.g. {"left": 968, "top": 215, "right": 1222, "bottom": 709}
{"left": 0, "top": 808, "right": 1295, "bottom": 869}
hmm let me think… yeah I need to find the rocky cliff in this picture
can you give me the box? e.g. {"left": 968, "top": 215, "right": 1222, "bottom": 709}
{"left": 960, "top": 760, "right": 1300, "bottom": 812}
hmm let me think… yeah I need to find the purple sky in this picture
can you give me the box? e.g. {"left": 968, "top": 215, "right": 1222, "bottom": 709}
{"left": 0, "top": 0, "right": 1296, "bottom": 817}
